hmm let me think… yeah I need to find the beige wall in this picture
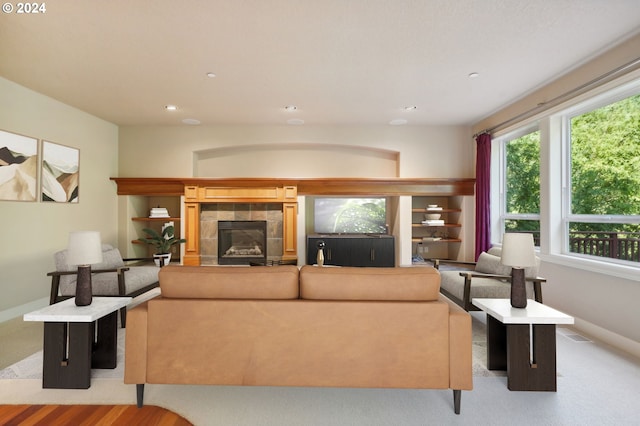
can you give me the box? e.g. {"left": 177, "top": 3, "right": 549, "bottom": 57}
{"left": 472, "top": 35, "right": 640, "bottom": 354}
{"left": 118, "top": 125, "right": 474, "bottom": 178}
{"left": 118, "top": 124, "right": 477, "bottom": 265}
{"left": 0, "top": 77, "right": 119, "bottom": 320}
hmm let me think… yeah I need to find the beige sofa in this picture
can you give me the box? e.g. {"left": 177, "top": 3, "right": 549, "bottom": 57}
{"left": 124, "top": 264, "right": 473, "bottom": 414}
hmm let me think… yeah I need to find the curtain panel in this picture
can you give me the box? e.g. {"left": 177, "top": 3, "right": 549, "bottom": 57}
{"left": 475, "top": 133, "right": 491, "bottom": 260}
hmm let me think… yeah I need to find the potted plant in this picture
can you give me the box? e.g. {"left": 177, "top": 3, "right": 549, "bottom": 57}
{"left": 136, "top": 225, "right": 186, "bottom": 266}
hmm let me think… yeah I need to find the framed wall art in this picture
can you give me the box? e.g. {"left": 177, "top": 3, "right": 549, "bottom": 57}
{"left": 0, "top": 129, "right": 39, "bottom": 202}
{"left": 41, "top": 141, "right": 79, "bottom": 203}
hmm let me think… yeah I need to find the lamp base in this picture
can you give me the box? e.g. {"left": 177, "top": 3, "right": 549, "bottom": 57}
{"left": 75, "top": 265, "right": 93, "bottom": 306}
{"left": 510, "top": 267, "right": 527, "bottom": 308}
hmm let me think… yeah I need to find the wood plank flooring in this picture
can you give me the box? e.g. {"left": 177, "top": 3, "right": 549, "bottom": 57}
{"left": 0, "top": 404, "right": 193, "bottom": 425}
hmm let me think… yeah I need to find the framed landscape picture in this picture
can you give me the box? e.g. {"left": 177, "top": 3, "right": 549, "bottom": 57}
{"left": 0, "top": 129, "right": 39, "bottom": 202}
{"left": 41, "top": 141, "right": 79, "bottom": 203}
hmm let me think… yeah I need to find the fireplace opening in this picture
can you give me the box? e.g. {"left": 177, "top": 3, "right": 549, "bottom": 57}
{"left": 218, "top": 220, "right": 267, "bottom": 265}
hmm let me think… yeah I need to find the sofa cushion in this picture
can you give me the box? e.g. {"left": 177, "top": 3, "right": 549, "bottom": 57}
{"left": 159, "top": 265, "right": 299, "bottom": 299}
{"left": 299, "top": 265, "right": 440, "bottom": 301}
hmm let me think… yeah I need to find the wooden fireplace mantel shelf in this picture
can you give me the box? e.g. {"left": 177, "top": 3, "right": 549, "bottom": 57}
{"left": 110, "top": 177, "right": 475, "bottom": 196}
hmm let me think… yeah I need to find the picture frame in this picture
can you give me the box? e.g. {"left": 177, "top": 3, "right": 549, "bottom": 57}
{"left": 0, "top": 129, "right": 39, "bottom": 202}
{"left": 41, "top": 141, "right": 79, "bottom": 203}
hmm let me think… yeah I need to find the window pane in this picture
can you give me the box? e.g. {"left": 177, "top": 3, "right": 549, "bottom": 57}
{"left": 568, "top": 222, "right": 640, "bottom": 263}
{"left": 505, "top": 220, "right": 540, "bottom": 246}
{"left": 506, "top": 131, "right": 540, "bottom": 214}
{"left": 570, "top": 94, "right": 640, "bottom": 216}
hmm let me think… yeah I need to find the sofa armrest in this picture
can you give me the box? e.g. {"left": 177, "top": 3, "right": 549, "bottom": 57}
{"left": 124, "top": 301, "right": 150, "bottom": 385}
{"left": 439, "top": 295, "right": 473, "bottom": 391}
{"left": 459, "top": 272, "right": 546, "bottom": 305}
{"left": 432, "top": 259, "right": 476, "bottom": 270}
{"left": 47, "top": 268, "right": 128, "bottom": 304}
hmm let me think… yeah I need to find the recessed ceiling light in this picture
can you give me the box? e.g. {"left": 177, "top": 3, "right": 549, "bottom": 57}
{"left": 284, "top": 105, "right": 297, "bottom": 112}
{"left": 165, "top": 105, "right": 177, "bottom": 111}
{"left": 287, "top": 118, "right": 304, "bottom": 125}
{"left": 468, "top": 72, "right": 480, "bottom": 78}
{"left": 206, "top": 72, "right": 216, "bottom": 78}
{"left": 182, "top": 118, "right": 201, "bottom": 125}
{"left": 389, "top": 119, "right": 407, "bottom": 126}
{"left": 404, "top": 106, "right": 417, "bottom": 111}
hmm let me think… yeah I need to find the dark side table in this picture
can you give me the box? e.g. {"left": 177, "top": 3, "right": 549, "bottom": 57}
{"left": 472, "top": 298, "right": 574, "bottom": 391}
{"left": 24, "top": 297, "right": 131, "bottom": 389}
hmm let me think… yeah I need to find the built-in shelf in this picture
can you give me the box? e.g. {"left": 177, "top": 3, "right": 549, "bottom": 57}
{"left": 411, "top": 195, "right": 463, "bottom": 261}
{"left": 131, "top": 217, "right": 181, "bottom": 222}
{"left": 411, "top": 238, "right": 462, "bottom": 243}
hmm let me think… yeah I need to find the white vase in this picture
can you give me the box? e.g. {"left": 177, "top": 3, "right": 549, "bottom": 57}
{"left": 153, "top": 253, "right": 171, "bottom": 267}
{"left": 317, "top": 249, "right": 324, "bottom": 267}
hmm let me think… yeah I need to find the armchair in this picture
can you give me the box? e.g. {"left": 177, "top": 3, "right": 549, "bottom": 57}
{"left": 47, "top": 244, "right": 160, "bottom": 327}
{"left": 433, "top": 247, "right": 545, "bottom": 311}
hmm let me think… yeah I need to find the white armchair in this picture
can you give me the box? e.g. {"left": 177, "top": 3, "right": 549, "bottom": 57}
{"left": 434, "top": 247, "right": 545, "bottom": 311}
{"left": 48, "top": 244, "right": 160, "bottom": 327}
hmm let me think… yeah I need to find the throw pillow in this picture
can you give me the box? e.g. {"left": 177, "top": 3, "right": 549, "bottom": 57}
{"left": 475, "top": 252, "right": 511, "bottom": 276}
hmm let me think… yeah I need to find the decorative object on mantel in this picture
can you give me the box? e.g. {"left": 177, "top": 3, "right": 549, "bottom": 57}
{"left": 500, "top": 233, "right": 537, "bottom": 308}
{"left": 66, "top": 231, "right": 103, "bottom": 306}
{"left": 136, "top": 225, "right": 186, "bottom": 267}
{"left": 316, "top": 240, "right": 325, "bottom": 266}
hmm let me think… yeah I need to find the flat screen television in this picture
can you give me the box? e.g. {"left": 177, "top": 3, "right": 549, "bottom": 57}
{"left": 313, "top": 197, "right": 387, "bottom": 234}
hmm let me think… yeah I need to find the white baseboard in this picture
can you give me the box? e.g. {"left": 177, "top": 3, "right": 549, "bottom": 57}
{"left": 573, "top": 317, "right": 640, "bottom": 359}
{"left": 0, "top": 297, "right": 49, "bottom": 323}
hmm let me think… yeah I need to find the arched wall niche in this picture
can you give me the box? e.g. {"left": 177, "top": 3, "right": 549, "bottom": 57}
{"left": 193, "top": 143, "right": 399, "bottom": 178}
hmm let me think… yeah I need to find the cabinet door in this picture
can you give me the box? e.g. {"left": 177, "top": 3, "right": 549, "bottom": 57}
{"left": 307, "top": 237, "right": 352, "bottom": 266}
{"left": 350, "top": 238, "right": 394, "bottom": 267}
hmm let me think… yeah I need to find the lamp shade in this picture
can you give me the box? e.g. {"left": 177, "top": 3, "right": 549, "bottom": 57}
{"left": 67, "top": 231, "right": 103, "bottom": 266}
{"left": 500, "top": 233, "right": 536, "bottom": 267}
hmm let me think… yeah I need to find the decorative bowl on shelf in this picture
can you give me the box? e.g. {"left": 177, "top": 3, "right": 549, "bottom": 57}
{"left": 427, "top": 204, "right": 438, "bottom": 208}
{"left": 424, "top": 213, "right": 441, "bottom": 220}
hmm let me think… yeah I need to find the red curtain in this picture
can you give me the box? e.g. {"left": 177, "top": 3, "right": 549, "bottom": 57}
{"left": 475, "top": 133, "right": 492, "bottom": 260}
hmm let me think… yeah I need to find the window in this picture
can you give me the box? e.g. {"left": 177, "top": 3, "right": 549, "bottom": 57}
{"left": 497, "top": 128, "right": 541, "bottom": 245}
{"left": 564, "top": 93, "right": 640, "bottom": 264}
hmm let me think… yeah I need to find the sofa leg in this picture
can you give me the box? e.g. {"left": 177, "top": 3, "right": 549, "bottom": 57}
{"left": 136, "top": 384, "right": 145, "bottom": 408}
{"left": 453, "top": 389, "right": 461, "bottom": 414}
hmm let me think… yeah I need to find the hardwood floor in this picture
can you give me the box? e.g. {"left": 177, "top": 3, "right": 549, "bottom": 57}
{"left": 0, "top": 404, "right": 193, "bottom": 425}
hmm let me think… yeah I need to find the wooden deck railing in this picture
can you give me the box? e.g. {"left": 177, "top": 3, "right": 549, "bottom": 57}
{"left": 508, "top": 231, "right": 640, "bottom": 263}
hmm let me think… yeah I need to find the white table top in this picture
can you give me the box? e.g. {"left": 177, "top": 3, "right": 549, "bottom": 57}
{"left": 24, "top": 297, "right": 132, "bottom": 323}
{"left": 472, "top": 298, "right": 574, "bottom": 325}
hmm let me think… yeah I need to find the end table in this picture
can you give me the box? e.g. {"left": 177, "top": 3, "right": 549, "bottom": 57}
{"left": 472, "top": 298, "right": 574, "bottom": 391}
{"left": 24, "top": 297, "right": 131, "bottom": 389}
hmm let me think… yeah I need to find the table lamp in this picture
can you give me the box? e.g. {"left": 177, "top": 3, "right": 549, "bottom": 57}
{"left": 500, "top": 233, "right": 536, "bottom": 308}
{"left": 67, "top": 231, "right": 103, "bottom": 306}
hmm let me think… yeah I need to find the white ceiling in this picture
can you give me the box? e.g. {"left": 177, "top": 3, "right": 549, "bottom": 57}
{"left": 1, "top": 0, "right": 639, "bottom": 127}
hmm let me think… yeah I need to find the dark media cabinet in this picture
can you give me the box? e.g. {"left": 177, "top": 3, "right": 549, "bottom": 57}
{"left": 307, "top": 234, "right": 395, "bottom": 267}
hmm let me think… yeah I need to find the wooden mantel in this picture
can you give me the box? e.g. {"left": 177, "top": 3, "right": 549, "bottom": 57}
{"left": 110, "top": 177, "right": 475, "bottom": 196}
{"left": 111, "top": 177, "right": 475, "bottom": 266}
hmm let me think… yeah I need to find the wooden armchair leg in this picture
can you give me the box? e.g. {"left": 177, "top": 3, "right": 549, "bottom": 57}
{"left": 119, "top": 307, "right": 127, "bottom": 328}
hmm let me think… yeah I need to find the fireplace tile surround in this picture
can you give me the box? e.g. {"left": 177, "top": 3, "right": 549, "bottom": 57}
{"left": 200, "top": 203, "right": 283, "bottom": 265}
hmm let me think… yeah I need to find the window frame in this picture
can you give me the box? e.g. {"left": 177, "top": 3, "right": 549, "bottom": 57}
{"left": 494, "top": 124, "right": 541, "bottom": 246}
{"left": 560, "top": 84, "right": 640, "bottom": 265}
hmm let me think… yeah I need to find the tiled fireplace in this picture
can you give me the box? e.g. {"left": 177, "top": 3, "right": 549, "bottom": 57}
{"left": 200, "top": 203, "right": 284, "bottom": 265}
